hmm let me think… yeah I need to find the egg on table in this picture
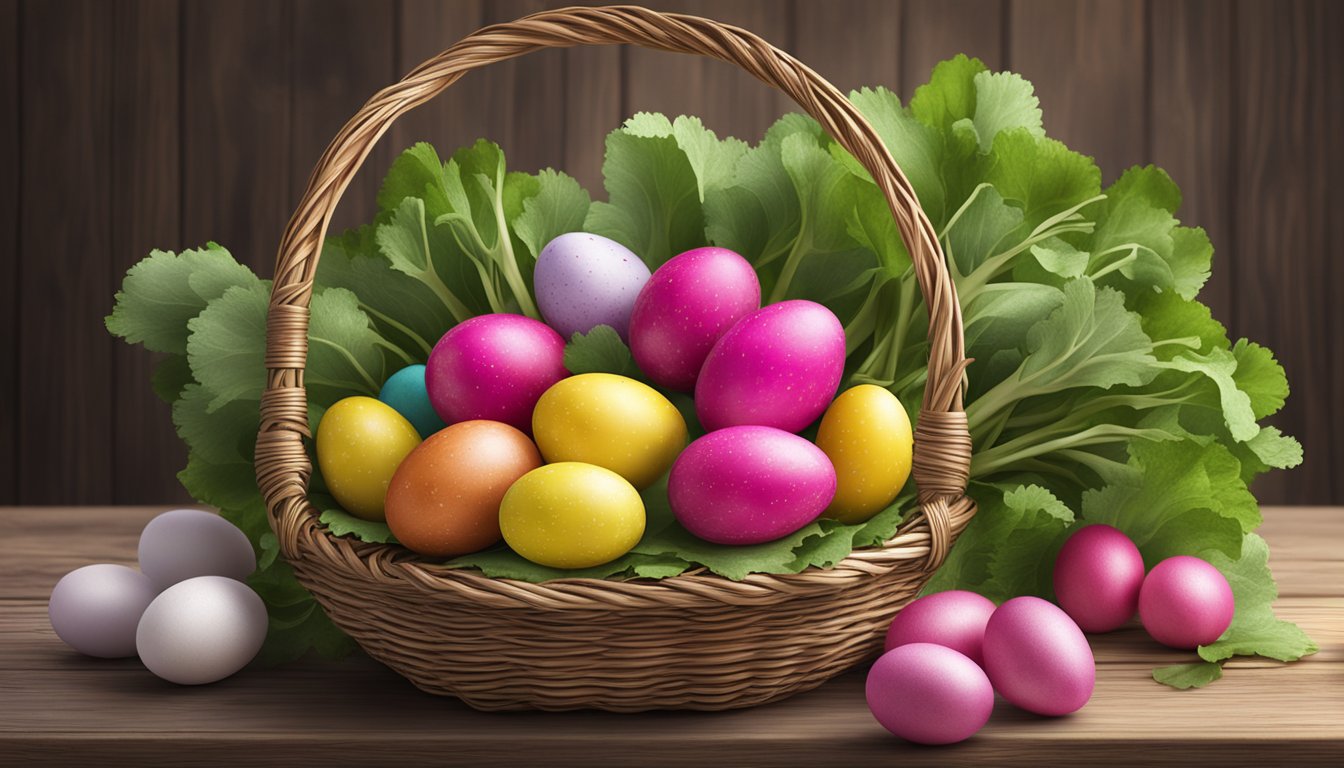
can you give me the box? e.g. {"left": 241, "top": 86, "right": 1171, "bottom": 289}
{"left": 1139, "top": 555, "right": 1235, "bottom": 649}
{"left": 534, "top": 232, "right": 651, "bottom": 340}
{"left": 136, "top": 575, "right": 268, "bottom": 685}
{"left": 48, "top": 564, "right": 158, "bottom": 659}
{"left": 885, "top": 590, "right": 997, "bottom": 667}
{"left": 669, "top": 425, "right": 836, "bottom": 545}
{"left": 816, "top": 384, "right": 913, "bottom": 524}
{"left": 1053, "top": 524, "right": 1146, "bottom": 633}
{"left": 385, "top": 420, "right": 543, "bottom": 558}
{"left": 137, "top": 508, "right": 256, "bottom": 590}
{"left": 531, "top": 373, "right": 687, "bottom": 490}
{"left": 983, "top": 596, "right": 1095, "bottom": 716}
{"left": 316, "top": 396, "right": 422, "bottom": 521}
{"left": 866, "top": 643, "right": 994, "bottom": 745}
{"left": 499, "top": 462, "right": 646, "bottom": 569}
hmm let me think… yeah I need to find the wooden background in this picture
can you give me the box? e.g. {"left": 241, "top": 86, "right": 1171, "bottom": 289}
{"left": 2, "top": 0, "right": 1340, "bottom": 506}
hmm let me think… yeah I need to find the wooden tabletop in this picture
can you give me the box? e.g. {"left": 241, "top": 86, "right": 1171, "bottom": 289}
{"left": 2, "top": 506, "right": 1340, "bottom": 766}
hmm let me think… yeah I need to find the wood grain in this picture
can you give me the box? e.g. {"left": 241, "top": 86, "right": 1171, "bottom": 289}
{"left": 1008, "top": 0, "right": 1147, "bottom": 183}
{"left": 0, "top": 0, "right": 16, "bottom": 506}
{"left": 18, "top": 0, "right": 115, "bottom": 504}
{"left": 561, "top": 0, "right": 622, "bottom": 194}
{"left": 1232, "top": 0, "right": 1337, "bottom": 505}
{"left": 902, "top": 0, "right": 1005, "bottom": 97}
{"left": 0, "top": 504, "right": 1339, "bottom": 765}
{"left": 1149, "top": 0, "right": 1234, "bottom": 325}
{"left": 181, "top": 0, "right": 293, "bottom": 275}
{"left": 110, "top": 0, "right": 189, "bottom": 504}
{"left": 390, "top": 0, "right": 487, "bottom": 160}
{"left": 793, "top": 0, "right": 901, "bottom": 96}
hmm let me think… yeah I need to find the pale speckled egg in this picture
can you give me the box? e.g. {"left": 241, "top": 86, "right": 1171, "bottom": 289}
{"left": 668, "top": 425, "right": 836, "bottom": 545}
{"left": 137, "top": 508, "right": 256, "bottom": 590}
{"left": 532, "top": 373, "right": 687, "bottom": 490}
{"left": 136, "top": 576, "right": 268, "bottom": 685}
{"left": 695, "top": 300, "right": 845, "bottom": 433}
{"left": 48, "top": 564, "right": 158, "bottom": 658}
{"left": 866, "top": 643, "right": 994, "bottom": 745}
{"left": 316, "top": 396, "right": 422, "bottom": 521}
{"left": 385, "top": 420, "right": 543, "bottom": 558}
{"left": 499, "top": 463, "right": 646, "bottom": 569}
{"left": 425, "top": 313, "right": 568, "bottom": 434}
{"left": 629, "top": 246, "right": 761, "bottom": 391}
{"left": 534, "top": 232, "right": 651, "bottom": 340}
{"left": 816, "top": 385, "right": 913, "bottom": 524}
{"left": 983, "top": 596, "right": 1095, "bottom": 716}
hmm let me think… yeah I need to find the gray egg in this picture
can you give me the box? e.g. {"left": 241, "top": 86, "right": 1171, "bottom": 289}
{"left": 49, "top": 564, "right": 158, "bottom": 658}
{"left": 137, "top": 508, "right": 256, "bottom": 590}
{"left": 136, "top": 575, "right": 268, "bottom": 685}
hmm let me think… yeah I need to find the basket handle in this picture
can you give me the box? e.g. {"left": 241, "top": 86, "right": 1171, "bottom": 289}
{"left": 256, "top": 4, "right": 974, "bottom": 570}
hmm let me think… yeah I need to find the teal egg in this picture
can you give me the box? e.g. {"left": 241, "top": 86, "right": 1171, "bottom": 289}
{"left": 378, "top": 364, "right": 447, "bottom": 438}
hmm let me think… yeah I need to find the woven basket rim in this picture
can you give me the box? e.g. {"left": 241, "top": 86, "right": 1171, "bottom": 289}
{"left": 255, "top": 4, "right": 977, "bottom": 612}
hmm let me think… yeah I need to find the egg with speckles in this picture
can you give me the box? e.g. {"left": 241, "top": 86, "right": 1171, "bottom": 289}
{"left": 532, "top": 373, "right": 687, "bottom": 490}
{"left": 629, "top": 246, "right": 761, "bottom": 391}
{"left": 695, "top": 300, "right": 845, "bottom": 433}
{"left": 499, "top": 462, "right": 646, "bottom": 569}
{"left": 385, "top": 420, "right": 543, "bottom": 557}
{"left": 425, "top": 313, "right": 568, "bottom": 434}
{"left": 316, "top": 396, "right": 422, "bottom": 521}
{"left": 816, "top": 385, "right": 913, "bottom": 524}
{"left": 534, "top": 232, "right": 651, "bottom": 340}
{"left": 669, "top": 425, "right": 836, "bottom": 545}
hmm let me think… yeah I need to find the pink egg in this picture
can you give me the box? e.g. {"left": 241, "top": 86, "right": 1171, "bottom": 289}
{"left": 865, "top": 643, "right": 994, "bottom": 745}
{"left": 629, "top": 247, "right": 760, "bottom": 391}
{"left": 885, "top": 590, "right": 997, "bottom": 667}
{"left": 695, "top": 300, "right": 845, "bottom": 433}
{"left": 983, "top": 596, "right": 1095, "bottom": 716}
{"left": 1053, "top": 524, "right": 1146, "bottom": 633}
{"left": 669, "top": 425, "right": 835, "bottom": 545}
{"left": 425, "top": 314, "right": 567, "bottom": 434}
{"left": 1139, "top": 555, "right": 1235, "bottom": 649}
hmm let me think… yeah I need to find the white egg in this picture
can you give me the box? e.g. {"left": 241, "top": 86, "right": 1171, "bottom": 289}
{"left": 137, "top": 508, "right": 256, "bottom": 590}
{"left": 136, "top": 575, "right": 268, "bottom": 685}
{"left": 48, "top": 564, "right": 158, "bottom": 658}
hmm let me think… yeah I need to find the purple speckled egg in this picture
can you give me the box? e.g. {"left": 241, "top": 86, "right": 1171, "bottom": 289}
{"left": 669, "top": 425, "right": 836, "bottom": 545}
{"left": 695, "top": 300, "right": 845, "bottom": 433}
{"left": 534, "top": 232, "right": 651, "bottom": 340}
{"left": 1139, "top": 555, "right": 1235, "bottom": 649}
{"left": 425, "top": 314, "right": 567, "bottom": 434}
{"left": 983, "top": 596, "right": 1095, "bottom": 717}
{"left": 885, "top": 590, "right": 998, "bottom": 667}
{"left": 866, "top": 643, "right": 995, "bottom": 745}
{"left": 629, "top": 247, "right": 761, "bottom": 391}
{"left": 1054, "top": 524, "right": 1146, "bottom": 633}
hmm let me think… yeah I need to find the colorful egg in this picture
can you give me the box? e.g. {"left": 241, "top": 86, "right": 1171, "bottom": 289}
{"left": 816, "top": 385, "right": 914, "bottom": 524}
{"left": 385, "top": 420, "right": 543, "bottom": 557}
{"left": 669, "top": 425, "right": 836, "bottom": 545}
{"left": 534, "top": 232, "right": 651, "bottom": 340}
{"left": 885, "top": 590, "right": 998, "bottom": 667}
{"left": 499, "top": 463, "right": 646, "bottom": 569}
{"left": 378, "top": 363, "right": 447, "bottom": 438}
{"left": 315, "top": 396, "right": 422, "bottom": 521}
{"left": 425, "top": 313, "right": 567, "bottom": 434}
{"left": 1139, "top": 555, "right": 1235, "bottom": 649}
{"left": 1054, "top": 524, "right": 1146, "bottom": 633}
{"left": 983, "top": 596, "right": 1095, "bottom": 716}
{"left": 532, "top": 373, "right": 687, "bottom": 490}
{"left": 866, "top": 643, "right": 994, "bottom": 745}
{"left": 629, "top": 246, "right": 761, "bottom": 391}
{"left": 695, "top": 300, "right": 845, "bottom": 433}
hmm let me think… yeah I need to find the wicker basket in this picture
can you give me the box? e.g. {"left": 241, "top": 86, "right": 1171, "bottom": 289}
{"left": 255, "top": 5, "right": 975, "bottom": 712}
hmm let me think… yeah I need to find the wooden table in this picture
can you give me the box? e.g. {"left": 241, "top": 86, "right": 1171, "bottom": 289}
{"left": 2, "top": 506, "right": 1340, "bottom": 766}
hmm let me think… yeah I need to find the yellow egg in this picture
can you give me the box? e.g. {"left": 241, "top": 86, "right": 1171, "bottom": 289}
{"left": 315, "top": 396, "right": 421, "bottom": 522}
{"left": 816, "top": 384, "right": 913, "bottom": 524}
{"left": 531, "top": 373, "right": 687, "bottom": 490}
{"left": 499, "top": 463, "right": 645, "bottom": 569}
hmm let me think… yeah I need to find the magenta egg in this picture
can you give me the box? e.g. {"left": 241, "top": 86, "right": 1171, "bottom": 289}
{"left": 695, "top": 300, "right": 845, "bottom": 433}
{"left": 983, "top": 596, "right": 1095, "bottom": 716}
{"left": 1139, "top": 555, "right": 1235, "bottom": 649}
{"left": 866, "top": 643, "right": 994, "bottom": 745}
{"left": 628, "top": 246, "right": 761, "bottom": 391}
{"left": 425, "top": 314, "right": 567, "bottom": 434}
{"left": 1053, "top": 524, "right": 1146, "bottom": 633}
{"left": 669, "top": 425, "right": 836, "bottom": 545}
{"left": 885, "top": 590, "right": 997, "bottom": 667}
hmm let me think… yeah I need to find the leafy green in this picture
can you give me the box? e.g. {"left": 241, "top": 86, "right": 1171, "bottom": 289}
{"left": 563, "top": 325, "right": 639, "bottom": 378}
{"left": 1153, "top": 661, "right": 1224, "bottom": 689}
{"left": 1198, "top": 534, "right": 1319, "bottom": 663}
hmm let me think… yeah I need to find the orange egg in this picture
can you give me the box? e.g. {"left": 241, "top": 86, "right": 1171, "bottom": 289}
{"left": 384, "top": 420, "right": 542, "bottom": 557}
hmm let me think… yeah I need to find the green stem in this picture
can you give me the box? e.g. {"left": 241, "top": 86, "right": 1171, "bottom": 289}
{"left": 373, "top": 338, "right": 416, "bottom": 367}
{"left": 360, "top": 303, "right": 434, "bottom": 358}
{"left": 768, "top": 233, "right": 810, "bottom": 304}
{"left": 490, "top": 177, "right": 539, "bottom": 319}
{"left": 970, "top": 423, "right": 1173, "bottom": 478}
{"left": 310, "top": 337, "right": 379, "bottom": 394}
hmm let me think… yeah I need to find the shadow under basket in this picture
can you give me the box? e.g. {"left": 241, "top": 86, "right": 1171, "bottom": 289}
{"left": 255, "top": 5, "right": 976, "bottom": 712}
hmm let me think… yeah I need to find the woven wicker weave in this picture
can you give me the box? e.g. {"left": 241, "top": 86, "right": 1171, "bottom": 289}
{"left": 255, "top": 4, "right": 975, "bottom": 712}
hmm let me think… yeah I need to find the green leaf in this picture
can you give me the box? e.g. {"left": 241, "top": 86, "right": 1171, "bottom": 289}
{"left": 512, "top": 169, "right": 592, "bottom": 261}
{"left": 151, "top": 354, "right": 194, "bottom": 403}
{"left": 1198, "top": 534, "right": 1318, "bottom": 663}
{"left": 376, "top": 197, "right": 477, "bottom": 322}
{"left": 965, "top": 70, "right": 1044, "bottom": 153}
{"left": 1161, "top": 347, "right": 1259, "bottom": 442}
{"left": 704, "top": 115, "right": 812, "bottom": 266}
{"left": 849, "top": 87, "right": 947, "bottom": 225}
{"left": 944, "top": 185, "right": 1024, "bottom": 276}
{"left": 186, "top": 282, "right": 270, "bottom": 411}
{"left": 1232, "top": 339, "right": 1289, "bottom": 419}
{"left": 982, "top": 484, "right": 1074, "bottom": 600}
{"left": 377, "top": 141, "right": 452, "bottom": 215}
{"left": 1153, "top": 661, "right": 1223, "bottom": 689}
{"left": 1030, "top": 239, "right": 1089, "bottom": 279}
{"left": 172, "top": 384, "right": 260, "bottom": 464}
{"left": 563, "top": 325, "right": 639, "bottom": 378}
{"left": 318, "top": 507, "right": 397, "bottom": 544}
{"left": 623, "top": 113, "right": 748, "bottom": 201}
{"left": 106, "top": 244, "right": 259, "bottom": 355}
{"left": 1136, "top": 290, "right": 1229, "bottom": 356}
{"left": 986, "top": 130, "right": 1101, "bottom": 234}
{"left": 306, "top": 287, "right": 390, "bottom": 402}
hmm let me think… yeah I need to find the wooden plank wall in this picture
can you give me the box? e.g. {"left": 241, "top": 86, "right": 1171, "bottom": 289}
{"left": 3, "top": 0, "right": 1340, "bottom": 505}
